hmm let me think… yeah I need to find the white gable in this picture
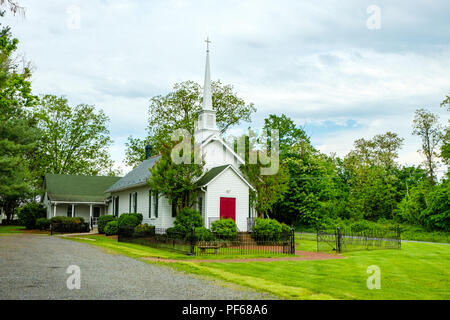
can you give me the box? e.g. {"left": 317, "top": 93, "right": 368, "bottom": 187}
{"left": 205, "top": 166, "right": 250, "bottom": 231}
{"left": 201, "top": 136, "right": 244, "bottom": 170}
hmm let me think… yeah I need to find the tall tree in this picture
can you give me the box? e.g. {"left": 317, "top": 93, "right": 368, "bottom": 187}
{"left": 0, "top": 15, "right": 39, "bottom": 221}
{"left": 125, "top": 80, "right": 256, "bottom": 167}
{"left": 262, "top": 114, "right": 310, "bottom": 158}
{"left": 343, "top": 132, "right": 404, "bottom": 221}
{"left": 348, "top": 132, "right": 404, "bottom": 170}
{"left": 148, "top": 140, "right": 204, "bottom": 213}
{"left": 412, "top": 109, "right": 443, "bottom": 183}
{"left": 440, "top": 93, "right": 450, "bottom": 168}
{"left": 0, "top": 0, "right": 24, "bottom": 16}
{"left": 30, "top": 95, "right": 117, "bottom": 187}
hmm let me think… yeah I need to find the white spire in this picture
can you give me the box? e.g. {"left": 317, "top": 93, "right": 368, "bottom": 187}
{"left": 202, "top": 37, "right": 213, "bottom": 111}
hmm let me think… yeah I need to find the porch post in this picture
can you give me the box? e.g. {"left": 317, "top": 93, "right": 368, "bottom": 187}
{"left": 53, "top": 203, "right": 57, "bottom": 217}
{"left": 72, "top": 204, "right": 75, "bottom": 217}
{"left": 90, "top": 204, "right": 93, "bottom": 219}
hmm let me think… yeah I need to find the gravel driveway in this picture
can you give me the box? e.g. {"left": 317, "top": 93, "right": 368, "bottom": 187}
{"left": 0, "top": 234, "right": 272, "bottom": 300}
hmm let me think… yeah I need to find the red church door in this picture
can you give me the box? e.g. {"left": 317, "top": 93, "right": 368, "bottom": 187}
{"left": 220, "top": 197, "right": 236, "bottom": 222}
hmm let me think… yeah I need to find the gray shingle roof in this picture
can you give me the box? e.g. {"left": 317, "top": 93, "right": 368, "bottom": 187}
{"left": 105, "top": 155, "right": 161, "bottom": 193}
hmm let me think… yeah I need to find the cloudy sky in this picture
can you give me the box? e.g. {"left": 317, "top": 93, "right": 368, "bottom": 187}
{"left": 4, "top": 0, "right": 450, "bottom": 175}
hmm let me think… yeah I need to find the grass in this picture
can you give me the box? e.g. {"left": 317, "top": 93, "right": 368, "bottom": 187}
{"left": 190, "top": 241, "right": 450, "bottom": 300}
{"left": 64, "top": 233, "right": 450, "bottom": 300}
{"left": 0, "top": 225, "right": 26, "bottom": 234}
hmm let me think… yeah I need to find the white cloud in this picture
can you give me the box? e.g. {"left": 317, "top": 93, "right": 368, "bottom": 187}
{"left": 3, "top": 0, "right": 449, "bottom": 175}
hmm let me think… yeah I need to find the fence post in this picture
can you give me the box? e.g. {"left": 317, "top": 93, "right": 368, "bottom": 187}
{"left": 290, "top": 227, "right": 295, "bottom": 254}
{"left": 337, "top": 226, "right": 342, "bottom": 253}
{"left": 188, "top": 225, "right": 195, "bottom": 256}
{"left": 397, "top": 225, "right": 401, "bottom": 250}
{"left": 316, "top": 228, "right": 319, "bottom": 252}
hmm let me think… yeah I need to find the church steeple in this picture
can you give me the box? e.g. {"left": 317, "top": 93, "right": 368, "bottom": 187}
{"left": 202, "top": 37, "right": 213, "bottom": 111}
{"left": 195, "top": 37, "right": 219, "bottom": 142}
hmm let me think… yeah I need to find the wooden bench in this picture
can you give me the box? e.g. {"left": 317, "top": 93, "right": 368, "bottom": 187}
{"left": 197, "top": 244, "right": 221, "bottom": 254}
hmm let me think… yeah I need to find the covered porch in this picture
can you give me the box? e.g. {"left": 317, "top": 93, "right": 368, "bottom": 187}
{"left": 49, "top": 201, "right": 108, "bottom": 227}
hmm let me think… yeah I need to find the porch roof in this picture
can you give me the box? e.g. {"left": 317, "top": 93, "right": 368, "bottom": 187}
{"left": 45, "top": 174, "right": 121, "bottom": 203}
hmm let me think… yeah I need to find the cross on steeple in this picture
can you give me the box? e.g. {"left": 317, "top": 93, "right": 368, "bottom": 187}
{"left": 205, "top": 36, "right": 211, "bottom": 52}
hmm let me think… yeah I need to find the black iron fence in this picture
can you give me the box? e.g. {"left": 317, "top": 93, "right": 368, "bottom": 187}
{"left": 118, "top": 226, "right": 296, "bottom": 256}
{"left": 317, "top": 226, "right": 401, "bottom": 253}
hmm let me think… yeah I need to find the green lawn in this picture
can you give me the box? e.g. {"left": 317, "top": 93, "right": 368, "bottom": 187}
{"left": 64, "top": 234, "right": 450, "bottom": 300}
{"left": 0, "top": 225, "right": 26, "bottom": 234}
{"left": 189, "top": 241, "right": 450, "bottom": 300}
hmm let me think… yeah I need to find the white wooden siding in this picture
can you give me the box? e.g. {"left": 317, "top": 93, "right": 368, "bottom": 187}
{"left": 110, "top": 185, "right": 175, "bottom": 229}
{"left": 205, "top": 167, "right": 249, "bottom": 231}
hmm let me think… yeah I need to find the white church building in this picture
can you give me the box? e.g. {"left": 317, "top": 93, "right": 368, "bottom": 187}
{"left": 44, "top": 41, "right": 256, "bottom": 232}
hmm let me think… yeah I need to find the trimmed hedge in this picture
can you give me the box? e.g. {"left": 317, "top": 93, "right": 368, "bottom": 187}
{"left": 173, "top": 208, "right": 203, "bottom": 234}
{"left": 194, "top": 226, "right": 214, "bottom": 241}
{"left": 104, "top": 221, "right": 118, "bottom": 236}
{"left": 165, "top": 226, "right": 186, "bottom": 239}
{"left": 98, "top": 215, "right": 117, "bottom": 234}
{"left": 36, "top": 218, "right": 51, "bottom": 230}
{"left": 133, "top": 224, "right": 155, "bottom": 237}
{"left": 17, "top": 202, "right": 47, "bottom": 229}
{"left": 211, "top": 219, "right": 237, "bottom": 240}
{"left": 118, "top": 213, "right": 143, "bottom": 237}
{"left": 252, "top": 218, "right": 290, "bottom": 240}
{"left": 50, "top": 216, "right": 89, "bottom": 233}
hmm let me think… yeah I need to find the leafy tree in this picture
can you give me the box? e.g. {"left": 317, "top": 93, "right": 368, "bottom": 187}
{"left": 348, "top": 132, "right": 404, "bottom": 170}
{"left": 440, "top": 94, "right": 450, "bottom": 168}
{"left": 412, "top": 108, "right": 443, "bottom": 183}
{"left": 17, "top": 202, "right": 46, "bottom": 229}
{"left": 241, "top": 156, "right": 290, "bottom": 219}
{"left": 30, "top": 94, "right": 117, "bottom": 188}
{"left": 343, "top": 132, "right": 405, "bottom": 221}
{"left": 0, "top": 16, "right": 39, "bottom": 221}
{"left": 262, "top": 114, "right": 309, "bottom": 158}
{"left": 148, "top": 140, "right": 204, "bottom": 213}
{"left": 125, "top": 80, "right": 256, "bottom": 167}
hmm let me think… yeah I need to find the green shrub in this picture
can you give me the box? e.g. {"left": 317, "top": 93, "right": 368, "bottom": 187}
{"left": 165, "top": 226, "right": 186, "bottom": 239}
{"left": 173, "top": 208, "right": 203, "bottom": 234}
{"left": 17, "top": 202, "right": 47, "bottom": 229}
{"left": 211, "top": 219, "right": 237, "bottom": 240}
{"left": 98, "top": 215, "right": 117, "bottom": 234}
{"left": 35, "top": 218, "right": 51, "bottom": 230}
{"left": 133, "top": 223, "right": 155, "bottom": 237}
{"left": 50, "top": 216, "right": 89, "bottom": 233}
{"left": 118, "top": 213, "right": 143, "bottom": 236}
{"left": 252, "top": 218, "right": 284, "bottom": 240}
{"left": 104, "top": 221, "right": 119, "bottom": 236}
{"left": 281, "top": 223, "right": 292, "bottom": 234}
{"left": 194, "top": 226, "right": 215, "bottom": 241}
